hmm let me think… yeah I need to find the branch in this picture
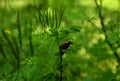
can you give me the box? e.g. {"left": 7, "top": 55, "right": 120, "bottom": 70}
{"left": 95, "top": 0, "right": 106, "bottom": 34}
{"left": 17, "top": 11, "right": 22, "bottom": 49}
{"left": 94, "top": 0, "right": 120, "bottom": 64}
{"left": 29, "top": 22, "right": 34, "bottom": 56}
{"left": 2, "top": 30, "right": 18, "bottom": 60}
{"left": 76, "top": 0, "right": 106, "bottom": 35}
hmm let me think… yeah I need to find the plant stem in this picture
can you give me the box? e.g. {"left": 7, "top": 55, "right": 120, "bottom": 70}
{"left": 29, "top": 22, "right": 34, "bottom": 56}
{"left": 17, "top": 11, "right": 22, "bottom": 49}
{"left": 59, "top": 50, "right": 63, "bottom": 81}
{"left": 94, "top": 0, "right": 120, "bottom": 70}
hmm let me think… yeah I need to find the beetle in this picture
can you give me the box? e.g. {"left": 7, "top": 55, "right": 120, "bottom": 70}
{"left": 59, "top": 41, "right": 71, "bottom": 50}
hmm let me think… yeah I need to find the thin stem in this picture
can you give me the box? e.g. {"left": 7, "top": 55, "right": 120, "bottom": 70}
{"left": 29, "top": 22, "right": 34, "bottom": 56}
{"left": 59, "top": 50, "right": 63, "bottom": 81}
{"left": 12, "top": 35, "right": 20, "bottom": 81}
{"left": 76, "top": 0, "right": 106, "bottom": 35}
{"left": 17, "top": 11, "right": 22, "bottom": 49}
{"left": 2, "top": 30, "right": 17, "bottom": 59}
{"left": 0, "top": 38, "right": 7, "bottom": 59}
{"left": 94, "top": 0, "right": 120, "bottom": 67}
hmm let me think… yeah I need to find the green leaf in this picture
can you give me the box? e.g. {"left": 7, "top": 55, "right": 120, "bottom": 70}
{"left": 0, "top": 63, "right": 12, "bottom": 75}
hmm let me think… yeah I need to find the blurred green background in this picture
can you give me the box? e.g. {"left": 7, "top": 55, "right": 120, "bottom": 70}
{"left": 0, "top": 0, "right": 120, "bottom": 81}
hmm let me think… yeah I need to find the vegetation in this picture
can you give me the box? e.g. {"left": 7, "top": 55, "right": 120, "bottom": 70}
{"left": 0, "top": 0, "right": 120, "bottom": 81}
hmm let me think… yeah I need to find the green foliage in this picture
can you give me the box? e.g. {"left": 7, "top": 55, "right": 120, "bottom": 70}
{"left": 0, "top": 0, "right": 120, "bottom": 81}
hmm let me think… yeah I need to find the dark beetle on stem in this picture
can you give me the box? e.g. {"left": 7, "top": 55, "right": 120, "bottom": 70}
{"left": 59, "top": 41, "right": 72, "bottom": 50}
